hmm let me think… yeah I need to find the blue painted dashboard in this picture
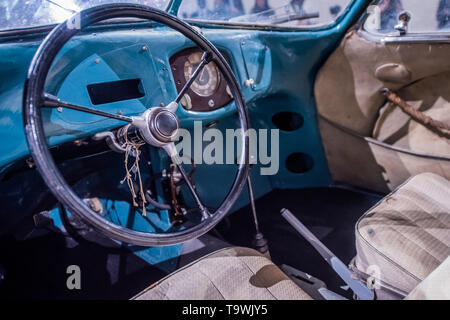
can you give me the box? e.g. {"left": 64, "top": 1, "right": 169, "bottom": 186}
{"left": 0, "top": 1, "right": 369, "bottom": 263}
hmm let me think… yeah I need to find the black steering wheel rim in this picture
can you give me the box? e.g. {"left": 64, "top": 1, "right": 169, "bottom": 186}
{"left": 23, "top": 3, "right": 250, "bottom": 247}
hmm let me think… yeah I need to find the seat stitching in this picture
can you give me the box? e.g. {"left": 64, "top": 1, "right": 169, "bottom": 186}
{"left": 356, "top": 175, "right": 450, "bottom": 284}
{"left": 371, "top": 204, "right": 444, "bottom": 265}
{"left": 356, "top": 229, "right": 421, "bottom": 283}
{"left": 383, "top": 190, "right": 450, "bottom": 259}
{"left": 194, "top": 262, "right": 227, "bottom": 299}
{"left": 357, "top": 212, "right": 425, "bottom": 283}
{"left": 133, "top": 246, "right": 237, "bottom": 298}
{"left": 364, "top": 209, "right": 443, "bottom": 280}
{"left": 385, "top": 222, "right": 442, "bottom": 272}
{"left": 356, "top": 175, "right": 417, "bottom": 242}
{"left": 399, "top": 186, "right": 450, "bottom": 229}
{"left": 390, "top": 206, "right": 449, "bottom": 254}
{"left": 236, "top": 256, "right": 278, "bottom": 300}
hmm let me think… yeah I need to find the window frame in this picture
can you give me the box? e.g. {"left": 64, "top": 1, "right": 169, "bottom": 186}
{"left": 358, "top": 0, "right": 450, "bottom": 44}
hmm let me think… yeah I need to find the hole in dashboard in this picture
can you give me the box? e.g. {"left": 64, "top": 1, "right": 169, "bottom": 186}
{"left": 87, "top": 78, "right": 144, "bottom": 105}
{"left": 286, "top": 153, "right": 314, "bottom": 174}
{"left": 272, "top": 112, "right": 304, "bottom": 131}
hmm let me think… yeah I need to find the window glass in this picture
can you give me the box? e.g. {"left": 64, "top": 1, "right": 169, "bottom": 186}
{"left": 364, "top": 0, "right": 450, "bottom": 35}
{"left": 0, "top": 0, "right": 169, "bottom": 31}
{"left": 178, "top": 0, "right": 354, "bottom": 28}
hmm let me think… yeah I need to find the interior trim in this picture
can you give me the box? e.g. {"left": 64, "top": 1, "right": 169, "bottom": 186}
{"left": 358, "top": 29, "right": 450, "bottom": 44}
{"left": 354, "top": 0, "right": 450, "bottom": 44}
{"left": 319, "top": 116, "right": 450, "bottom": 161}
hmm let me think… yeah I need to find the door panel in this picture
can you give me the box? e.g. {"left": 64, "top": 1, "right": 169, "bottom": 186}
{"left": 315, "top": 29, "right": 450, "bottom": 192}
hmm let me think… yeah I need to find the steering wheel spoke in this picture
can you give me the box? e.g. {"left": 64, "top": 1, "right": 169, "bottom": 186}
{"left": 42, "top": 93, "right": 133, "bottom": 123}
{"left": 175, "top": 51, "right": 213, "bottom": 104}
{"left": 163, "top": 143, "right": 211, "bottom": 221}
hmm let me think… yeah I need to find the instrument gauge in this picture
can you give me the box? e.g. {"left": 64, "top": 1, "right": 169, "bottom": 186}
{"left": 184, "top": 52, "right": 220, "bottom": 97}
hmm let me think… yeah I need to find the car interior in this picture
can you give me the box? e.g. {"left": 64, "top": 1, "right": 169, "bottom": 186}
{"left": 0, "top": 0, "right": 448, "bottom": 300}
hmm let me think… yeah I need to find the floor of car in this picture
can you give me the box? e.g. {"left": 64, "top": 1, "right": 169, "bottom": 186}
{"left": 0, "top": 186, "right": 381, "bottom": 299}
{"left": 0, "top": 228, "right": 229, "bottom": 300}
{"left": 0, "top": 232, "right": 168, "bottom": 299}
{"left": 215, "top": 186, "right": 382, "bottom": 299}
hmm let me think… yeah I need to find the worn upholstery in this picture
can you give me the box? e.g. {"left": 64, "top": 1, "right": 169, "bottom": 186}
{"left": 133, "top": 247, "right": 311, "bottom": 300}
{"left": 315, "top": 31, "right": 450, "bottom": 136}
{"left": 318, "top": 118, "right": 450, "bottom": 193}
{"left": 355, "top": 173, "right": 450, "bottom": 296}
{"left": 315, "top": 30, "right": 450, "bottom": 193}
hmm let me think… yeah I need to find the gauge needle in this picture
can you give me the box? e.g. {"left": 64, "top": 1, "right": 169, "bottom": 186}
{"left": 199, "top": 68, "right": 206, "bottom": 83}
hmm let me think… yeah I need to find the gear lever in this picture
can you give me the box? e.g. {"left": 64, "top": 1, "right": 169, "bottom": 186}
{"left": 247, "top": 175, "right": 270, "bottom": 258}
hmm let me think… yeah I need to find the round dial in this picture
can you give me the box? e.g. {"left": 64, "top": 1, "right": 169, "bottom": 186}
{"left": 184, "top": 52, "right": 220, "bottom": 97}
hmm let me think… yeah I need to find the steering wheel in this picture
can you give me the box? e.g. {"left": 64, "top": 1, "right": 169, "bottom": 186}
{"left": 23, "top": 4, "right": 250, "bottom": 247}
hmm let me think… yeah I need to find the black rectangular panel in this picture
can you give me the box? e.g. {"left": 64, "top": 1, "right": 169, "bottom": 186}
{"left": 87, "top": 78, "right": 144, "bottom": 105}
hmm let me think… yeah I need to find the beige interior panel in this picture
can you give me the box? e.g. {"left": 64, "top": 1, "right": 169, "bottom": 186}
{"left": 315, "top": 30, "right": 450, "bottom": 191}
{"left": 319, "top": 118, "right": 450, "bottom": 193}
{"left": 373, "top": 71, "right": 450, "bottom": 155}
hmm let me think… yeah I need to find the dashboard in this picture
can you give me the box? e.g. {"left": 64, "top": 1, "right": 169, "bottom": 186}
{"left": 0, "top": 27, "right": 272, "bottom": 171}
{"left": 169, "top": 47, "right": 233, "bottom": 112}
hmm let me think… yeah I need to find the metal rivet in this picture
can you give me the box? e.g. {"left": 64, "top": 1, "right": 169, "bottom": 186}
{"left": 117, "top": 110, "right": 123, "bottom": 115}
{"left": 57, "top": 107, "right": 63, "bottom": 113}
{"left": 142, "top": 45, "right": 148, "bottom": 51}
{"left": 208, "top": 99, "right": 215, "bottom": 108}
{"left": 95, "top": 59, "right": 100, "bottom": 64}
{"left": 244, "top": 78, "right": 255, "bottom": 88}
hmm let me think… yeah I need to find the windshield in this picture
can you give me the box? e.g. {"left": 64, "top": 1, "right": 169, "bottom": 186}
{"left": 0, "top": 0, "right": 169, "bottom": 31}
{"left": 178, "top": 0, "right": 353, "bottom": 28}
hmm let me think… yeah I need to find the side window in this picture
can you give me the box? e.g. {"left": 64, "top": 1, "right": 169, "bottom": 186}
{"left": 178, "top": 0, "right": 354, "bottom": 29}
{"left": 364, "top": 0, "right": 450, "bottom": 35}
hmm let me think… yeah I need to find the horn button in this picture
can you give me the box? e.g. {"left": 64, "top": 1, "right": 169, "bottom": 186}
{"left": 150, "top": 109, "right": 179, "bottom": 142}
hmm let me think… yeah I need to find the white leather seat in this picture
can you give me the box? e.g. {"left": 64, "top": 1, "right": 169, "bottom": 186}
{"left": 133, "top": 247, "right": 311, "bottom": 300}
{"left": 354, "top": 173, "right": 450, "bottom": 298}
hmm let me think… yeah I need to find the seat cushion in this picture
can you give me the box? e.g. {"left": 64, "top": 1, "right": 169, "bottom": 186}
{"left": 133, "top": 247, "right": 311, "bottom": 300}
{"left": 405, "top": 256, "right": 450, "bottom": 300}
{"left": 355, "top": 173, "right": 450, "bottom": 295}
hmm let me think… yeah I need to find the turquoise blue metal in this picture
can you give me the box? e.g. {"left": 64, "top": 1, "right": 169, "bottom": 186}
{"left": 0, "top": 1, "right": 370, "bottom": 264}
{"left": 47, "top": 203, "right": 182, "bottom": 273}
